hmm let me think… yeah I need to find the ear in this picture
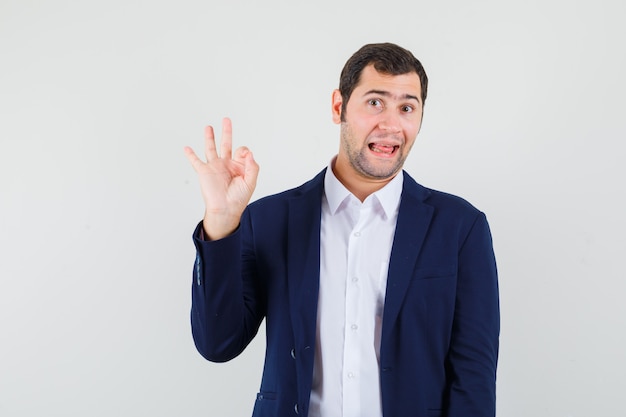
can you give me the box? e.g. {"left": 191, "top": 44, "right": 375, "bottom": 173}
{"left": 331, "top": 89, "right": 343, "bottom": 124}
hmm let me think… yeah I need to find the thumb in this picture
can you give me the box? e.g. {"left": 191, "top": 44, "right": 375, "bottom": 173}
{"left": 240, "top": 148, "right": 259, "bottom": 187}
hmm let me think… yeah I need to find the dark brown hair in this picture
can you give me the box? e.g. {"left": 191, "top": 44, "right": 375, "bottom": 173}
{"left": 339, "top": 43, "right": 428, "bottom": 120}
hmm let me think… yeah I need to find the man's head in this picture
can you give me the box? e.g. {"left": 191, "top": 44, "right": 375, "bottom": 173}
{"left": 338, "top": 43, "right": 428, "bottom": 122}
{"left": 331, "top": 43, "right": 428, "bottom": 196}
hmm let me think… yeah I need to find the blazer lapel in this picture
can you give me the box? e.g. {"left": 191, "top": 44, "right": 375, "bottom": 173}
{"left": 287, "top": 189, "right": 322, "bottom": 339}
{"left": 286, "top": 170, "right": 325, "bottom": 395}
{"left": 381, "top": 172, "right": 434, "bottom": 343}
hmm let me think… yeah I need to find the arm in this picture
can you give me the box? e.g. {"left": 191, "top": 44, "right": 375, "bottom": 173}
{"left": 190, "top": 214, "right": 266, "bottom": 362}
{"left": 447, "top": 212, "right": 500, "bottom": 416}
{"left": 185, "top": 118, "right": 263, "bottom": 361}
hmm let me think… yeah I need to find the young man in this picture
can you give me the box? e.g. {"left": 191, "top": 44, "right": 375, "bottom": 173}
{"left": 184, "top": 43, "right": 499, "bottom": 417}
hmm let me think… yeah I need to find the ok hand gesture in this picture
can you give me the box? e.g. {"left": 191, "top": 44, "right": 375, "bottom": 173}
{"left": 184, "top": 118, "right": 259, "bottom": 240}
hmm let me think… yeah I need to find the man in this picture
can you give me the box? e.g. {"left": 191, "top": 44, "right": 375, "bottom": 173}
{"left": 184, "top": 43, "right": 499, "bottom": 417}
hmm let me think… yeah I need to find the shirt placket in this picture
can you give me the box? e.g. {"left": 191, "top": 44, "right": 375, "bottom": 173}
{"left": 342, "top": 200, "right": 373, "bottom": 417}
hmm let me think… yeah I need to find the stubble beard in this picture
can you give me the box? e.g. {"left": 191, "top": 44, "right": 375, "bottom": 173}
{"left": 340, "top": 122, "right": 407, "bottom": 180}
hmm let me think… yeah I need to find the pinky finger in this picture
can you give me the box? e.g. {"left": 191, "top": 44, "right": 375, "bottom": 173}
{"left": 183, "top": 146, "right": 205, "bottom": 171}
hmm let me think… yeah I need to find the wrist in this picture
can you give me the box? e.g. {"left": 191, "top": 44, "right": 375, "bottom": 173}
{"left": 202, "top": 215, "right": 239, "bottom": 241}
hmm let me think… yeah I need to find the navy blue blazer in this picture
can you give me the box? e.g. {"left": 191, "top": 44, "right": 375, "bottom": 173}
{"left": 191, "top": 169, "right": 499, "bottom": 417}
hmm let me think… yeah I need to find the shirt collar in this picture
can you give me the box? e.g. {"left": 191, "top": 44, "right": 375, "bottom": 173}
{"left": 323, "top": 157, "right": 404, "bottom": 218}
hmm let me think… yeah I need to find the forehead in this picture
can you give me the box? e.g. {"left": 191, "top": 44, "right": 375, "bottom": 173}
{"left": 353, "top": 64, "right": 422, "bottom": 101}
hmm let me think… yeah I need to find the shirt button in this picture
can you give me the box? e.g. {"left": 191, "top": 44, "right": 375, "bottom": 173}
{"left": 294, "top": 403, "right": 299, "bottom": 414}
{"left": 348, "top": 372, "right": 355, "bottom": 378}
{"left": 351, "top": 324, "right": 358, "bottom": 330}
{"left": 353, "top": 231, "right": 361, "bottom": 237}
{"left": 290, "top": 348, "right": 296, "bottom": 359}
{"left": 352, "top": 276, "right": 359, "bottom": 283}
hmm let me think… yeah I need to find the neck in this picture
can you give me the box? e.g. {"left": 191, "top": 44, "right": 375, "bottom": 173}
{"left": 331, "top": 158, "right": 397, "bottom": 202}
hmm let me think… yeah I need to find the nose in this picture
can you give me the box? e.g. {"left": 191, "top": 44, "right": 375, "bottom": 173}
{"left": 378, "top": 111, "right": 401, "bottom": 133}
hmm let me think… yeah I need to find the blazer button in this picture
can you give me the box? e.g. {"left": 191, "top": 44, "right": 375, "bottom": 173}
{"left": 294, "top": 403, "right": 299, "bottom": 414}
{"left": 290, "top": 348, "right": 296, "bottom": 359}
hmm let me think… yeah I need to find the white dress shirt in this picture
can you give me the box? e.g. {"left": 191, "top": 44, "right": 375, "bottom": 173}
{"left": 308, "top": 160, "right": 403, "bottom": 417}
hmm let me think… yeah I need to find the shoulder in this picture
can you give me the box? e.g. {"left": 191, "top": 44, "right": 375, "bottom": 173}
{"left": 401, "top": 172, "right": 494, "bottom": 247}
{"left": 402, "top": 171, "right": 482, "bottom": 218}
{"left": 246, "top": 168, "right": 326, "bottom": 213}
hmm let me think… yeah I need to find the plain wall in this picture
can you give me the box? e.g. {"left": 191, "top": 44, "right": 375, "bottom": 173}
{"left": 1, "top": 0, "right": 625, "bottom": 416}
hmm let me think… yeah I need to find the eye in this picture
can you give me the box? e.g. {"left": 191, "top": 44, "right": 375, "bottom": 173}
{"left": 368, "top": 98, "right": 382, "bottom": 107}
{"left": 401, "top": 105, "right": 414, "bottom": 113}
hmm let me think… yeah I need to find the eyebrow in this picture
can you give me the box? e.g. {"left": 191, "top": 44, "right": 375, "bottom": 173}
{"left": 363, "top": 89, "right": 421, "bottom": 105}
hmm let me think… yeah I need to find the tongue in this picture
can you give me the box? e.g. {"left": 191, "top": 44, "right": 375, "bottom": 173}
{"left": 370, "top": 144, "right": 395, "bottom": 154}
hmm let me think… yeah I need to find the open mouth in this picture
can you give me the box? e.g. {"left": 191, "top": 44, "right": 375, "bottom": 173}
{"left": 369, "top": 143, "right": 399, "bottom": 156}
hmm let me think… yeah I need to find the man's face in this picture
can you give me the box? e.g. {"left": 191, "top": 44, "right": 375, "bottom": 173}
{"left": 332, "top": 64, "right": 423, "bottom": 182}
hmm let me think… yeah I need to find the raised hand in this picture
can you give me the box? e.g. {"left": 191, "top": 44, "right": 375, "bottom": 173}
{"left": 184, "top": 118, "right": 259, "bottom": 240}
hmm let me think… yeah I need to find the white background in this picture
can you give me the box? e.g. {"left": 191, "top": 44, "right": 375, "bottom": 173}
{"left": 1, "top": 0, "right": 625, "bottom": 416}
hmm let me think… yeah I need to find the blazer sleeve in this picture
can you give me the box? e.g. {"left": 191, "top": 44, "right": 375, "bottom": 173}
{"left": 190, "top": 209, "right": 266, "bottom": 363}
{"left": 447, "top": 212, "right": 500, "bottom": 417}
